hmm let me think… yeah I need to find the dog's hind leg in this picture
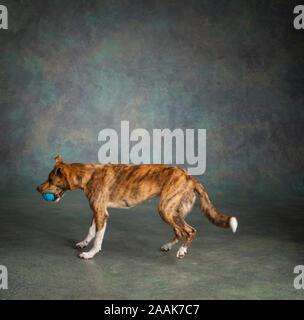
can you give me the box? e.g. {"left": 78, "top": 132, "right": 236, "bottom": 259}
{"left": 159, "top": 187, "right": 196, "bottom": 258}
{"left": 158, "top": 196, "right": 187, "bottom": 253}
{"left": 79, "top": 207, "right": 109, "bottom": 260}
{"left": 75, "top": 218, "right": 96, "bottom": 249}
{"left": 160, "top": 228, "right": 183, "bottom": 252}
{"left": 176, "top": 220, "right": 197, "bottom": 259}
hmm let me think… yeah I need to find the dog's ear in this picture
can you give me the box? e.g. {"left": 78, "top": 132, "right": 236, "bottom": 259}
{"left": 61, "top": 166, "right": 76, "bottom": 191}
{"left": 54, "top": 154, "right": 64, "bottom": 164}
{"left": 54, "top": 166, "right": 64, "bottom": 177}
{"left": 54, "top": 165, "right": 75, "bottom": 190}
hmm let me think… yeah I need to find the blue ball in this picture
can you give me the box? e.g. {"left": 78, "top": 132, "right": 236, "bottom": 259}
{"left": 42, "top": 193, "right": 55, "bottom": 201}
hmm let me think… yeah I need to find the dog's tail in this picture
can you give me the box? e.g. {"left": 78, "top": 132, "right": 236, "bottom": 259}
{"left": 193, "top": 179, "right": 238, "bottom": 233}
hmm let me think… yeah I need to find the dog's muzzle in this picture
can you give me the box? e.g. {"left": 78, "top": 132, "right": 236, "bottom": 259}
{"left": 54, "top": 192, "right": 65, "bottom": 202}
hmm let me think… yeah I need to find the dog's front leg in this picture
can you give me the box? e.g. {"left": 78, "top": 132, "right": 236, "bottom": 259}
{"left": 79, "top": 208, "right": 108, "bottom": 260}
{"left": 75, "top": 218, "right": 96, "bottom": 249}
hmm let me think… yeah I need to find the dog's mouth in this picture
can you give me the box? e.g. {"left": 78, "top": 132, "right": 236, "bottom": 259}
{"left": 53, "top": 191, "right": 65, "bottom": 202}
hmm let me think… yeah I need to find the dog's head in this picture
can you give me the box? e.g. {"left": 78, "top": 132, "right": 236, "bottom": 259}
{"left": 36, "top": 155, "right": 73, "bottom": 202}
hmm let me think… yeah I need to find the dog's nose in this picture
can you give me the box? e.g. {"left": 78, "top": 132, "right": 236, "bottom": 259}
{"left": 36, "top": 186, "right": 41, "bottom": 192}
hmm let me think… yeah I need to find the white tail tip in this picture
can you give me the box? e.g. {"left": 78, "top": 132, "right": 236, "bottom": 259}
{"left": 230, "top": 217, "right": 238, "bottom": 233}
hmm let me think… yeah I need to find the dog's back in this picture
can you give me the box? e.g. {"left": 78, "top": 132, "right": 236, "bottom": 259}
{"left": 85, "top": 163, "right": 190, "bottom": 208}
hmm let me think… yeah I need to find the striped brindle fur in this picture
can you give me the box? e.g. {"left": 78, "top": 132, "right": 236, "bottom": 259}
{"left": 37, "top": 155, "right": 238, "bottom": 260}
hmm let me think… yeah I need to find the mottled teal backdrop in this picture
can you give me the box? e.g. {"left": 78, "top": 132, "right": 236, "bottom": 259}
{"left": 1, "top": 0, "right": 303, "bottom": 198}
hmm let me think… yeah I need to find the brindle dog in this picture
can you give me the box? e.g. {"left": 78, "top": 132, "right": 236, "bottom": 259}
{"left": 37, "top": 155, "right": 238, "bottom": 260}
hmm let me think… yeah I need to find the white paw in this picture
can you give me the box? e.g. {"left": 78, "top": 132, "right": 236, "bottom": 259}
{"left": 75, "top": 241, "right": 88, "bottom": 249}
{"left": 79, "top": 251, "right": 95, "bottom": 260}
{"left": 161, "top": 243, "right": 172, "bottom": 251}
{"left": 176, "top": 246, "right": 187, "bottom": 259}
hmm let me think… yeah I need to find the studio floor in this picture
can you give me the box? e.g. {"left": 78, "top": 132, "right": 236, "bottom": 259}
{"left": 0, "top": 191, "right": 303, "bottom": 300}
